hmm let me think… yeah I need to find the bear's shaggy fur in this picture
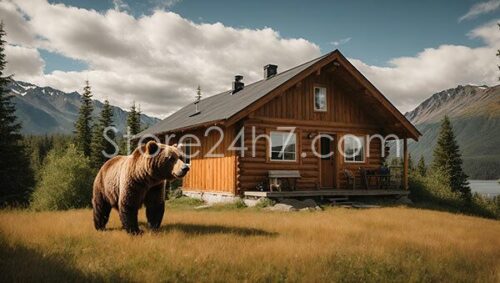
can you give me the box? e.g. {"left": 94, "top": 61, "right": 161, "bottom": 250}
{"left": 92, "top": 141, "right": 189, "bottom": 234}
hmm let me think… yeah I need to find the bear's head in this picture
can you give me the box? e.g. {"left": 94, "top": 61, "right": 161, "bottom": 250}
{"left": 140, "top": 140, "right": 190, "bottom": 181}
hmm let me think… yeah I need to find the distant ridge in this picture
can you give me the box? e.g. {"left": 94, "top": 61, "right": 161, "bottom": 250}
{"left": 405, "top": 84, "right": 500, "bottom": 179}
{"left": 6, "top": 80, "right": 160, "bottom": 135}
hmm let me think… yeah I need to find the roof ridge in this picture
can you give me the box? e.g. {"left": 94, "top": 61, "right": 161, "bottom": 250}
{"left": 194, "top": 51, "right": 333, "bottom": 103}
{"left": 137, "top": 50, "right": 337, "bottom": 137}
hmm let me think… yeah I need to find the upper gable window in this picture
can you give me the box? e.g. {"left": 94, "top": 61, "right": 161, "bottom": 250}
{"left": 314, "top": 86, "right": 327, "bottom": 112}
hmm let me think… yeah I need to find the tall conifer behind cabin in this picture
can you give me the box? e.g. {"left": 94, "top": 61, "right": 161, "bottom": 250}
{"left": 417, "top": 155, "right": 427, "bottom": 177}
{"left": 127, "top": 103, "right": 141, "bottom": 136}
{"left": 74, "top": 81, "right": 94, "bottom": 157}
{"left": 432, "top": 116, "right": 470, "bottom": 199}
{"left": 0, "top": 22, "right": 34, "bottom": 206}
{"left": 90, "top": 100, "right": 115, "bottom": 169}
{"left": 126, "top": 103, "right": 141, "bottom": 150}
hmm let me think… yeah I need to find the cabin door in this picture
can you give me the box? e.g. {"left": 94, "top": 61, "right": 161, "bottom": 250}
{"left": 320, "top": 135, "right": 336, "bottom": 188}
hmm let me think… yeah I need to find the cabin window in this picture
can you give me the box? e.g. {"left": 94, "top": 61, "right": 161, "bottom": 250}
{"left": 314, "top": 86, "right": 327, "bottom": 112}
{"left": 270, "top": 131, "right": 297, "bottom": 161}
{"left": 344, "top": 135, "right": 365, "bottom": 163}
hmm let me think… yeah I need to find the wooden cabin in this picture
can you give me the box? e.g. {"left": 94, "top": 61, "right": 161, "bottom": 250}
{"left": 137, "top": 50, "right": 420, "bottom": 202}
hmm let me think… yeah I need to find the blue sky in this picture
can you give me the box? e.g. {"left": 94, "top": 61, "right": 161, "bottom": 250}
{"left": 43, "top": 0, "right": 498, "bottom": 72}
{"left": 2, "top": 0, "right": 499, "bottom": 117}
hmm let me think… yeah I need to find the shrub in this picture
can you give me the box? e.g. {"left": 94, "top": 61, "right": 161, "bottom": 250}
{"left": 255, "top": 198, "right": 275, "bottom": 208}
{"left": 31, "top": 145, "right": 95, "bottom": 211}
{"left": 410, "top": 171, "right": 499, "bottom": 219}
{"left": 168, "top": 188, "right": 183, "bottom": 200}
{"left": 410, "top": 170, "right": 460, "bottom": 207}
{"left": 467, "top": 193, "right": 499, "bottom": 219}
{"left": 234, "top": 198, "right": 247, "bottom": 209}
{"left": 169, "top": 179, "right": 182, "bottom": 190}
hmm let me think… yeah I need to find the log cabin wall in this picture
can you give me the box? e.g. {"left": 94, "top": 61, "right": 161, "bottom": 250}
{"left": 237, "top": 71, "right": 387, "bottom": 192}
{"left": 177, "top": 125, "right": 237, "bottom": 194}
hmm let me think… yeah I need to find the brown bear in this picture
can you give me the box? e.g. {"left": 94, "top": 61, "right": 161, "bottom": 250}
{"left": 92, "top": 141, "right": 189, "bottom": 234}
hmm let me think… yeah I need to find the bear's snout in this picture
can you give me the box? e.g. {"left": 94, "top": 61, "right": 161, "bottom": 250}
{"left": 172, "top": 162, "right": 190, "bottom": 178}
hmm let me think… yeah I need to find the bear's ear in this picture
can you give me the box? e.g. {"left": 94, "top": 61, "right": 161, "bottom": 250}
{"left": 145, "top": 140, "right": 159, "bottom": 156}
{"left": 172, "top": 143, "right": 177, "bottom": 147}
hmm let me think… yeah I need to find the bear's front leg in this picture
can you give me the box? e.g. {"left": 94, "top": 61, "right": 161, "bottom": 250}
{"left": 93, "top": 191, "right": 112, "bottom": 231}
{"left": 145, "top": 183, "right": 166, "bottom": 230}
{"left": 119, "top": 204, "right": 142, "bottom": 235}
{"left": 118, "top": 187, "right": 144, "bottom": 235}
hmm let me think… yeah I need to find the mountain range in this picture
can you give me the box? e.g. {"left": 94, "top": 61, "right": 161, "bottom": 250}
{"left": 7, "top": 80, "right": 160, "bottom": 135}
{"left": 405, "top": 84, "right": 500, "bottom": 179}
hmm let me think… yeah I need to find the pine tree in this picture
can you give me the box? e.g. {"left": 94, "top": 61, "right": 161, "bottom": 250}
{"left": 432, "top": 116, "right": 470, "bottom": 199}
{"left": 125, "top": 102, "right": 142, "bottom": 151}
{"left": 136, "top": 104, "right": 142, "bottom": 131}
{"left": 127, "top": 103, "right": 141, "bottom": 136}
{"left": 196, "top": 85, "right": 202, "bottom": 102}
{"left": 0, "top": 22, "right": 34, "bottom": 206}
{"left": 74, "top": 81, "right": 93, "bottom": 157}
{"left": 90, "top": 100, "right": 115, "bottom": 169}
{"left": 417, "top": 155, "right": 426, "bottom": 176}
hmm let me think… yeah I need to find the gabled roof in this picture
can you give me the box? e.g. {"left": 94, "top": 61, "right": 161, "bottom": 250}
{"left": 138, "top": 53, "right": 329, "bottom": 136}
{"left": 138, "top": 50, "right": 421, "bottom": 140}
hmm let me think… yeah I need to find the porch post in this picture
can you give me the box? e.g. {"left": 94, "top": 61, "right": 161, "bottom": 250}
{"left": 403, "top": 138, "right": 409, "bottom": 190}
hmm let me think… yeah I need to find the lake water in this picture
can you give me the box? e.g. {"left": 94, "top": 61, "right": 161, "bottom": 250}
{"left": 469, "top": 180, "right": 500, "bottom": 198}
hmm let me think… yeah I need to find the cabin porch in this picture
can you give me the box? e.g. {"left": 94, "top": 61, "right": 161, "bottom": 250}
{"left": 244, "top": 189, "right": 409, "bottom": 199}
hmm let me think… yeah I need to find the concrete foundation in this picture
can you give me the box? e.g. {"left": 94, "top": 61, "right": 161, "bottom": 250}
{"left": 183, "top": 190, "right": 240, "bottom": 204}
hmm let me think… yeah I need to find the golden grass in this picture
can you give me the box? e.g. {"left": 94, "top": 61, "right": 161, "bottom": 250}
{"left": 0, "top": 206, "right": 499, "bottom": 282}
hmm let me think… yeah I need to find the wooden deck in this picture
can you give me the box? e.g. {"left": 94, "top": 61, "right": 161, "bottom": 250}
{"left": 244, "top": 189, "right": 409, "bottom": 198}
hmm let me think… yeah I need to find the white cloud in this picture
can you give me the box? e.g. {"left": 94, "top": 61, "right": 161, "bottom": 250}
{"left": 1, "top": 0, "right": 320, "bottom": 117}
{"left": 459, "top": 0, "right": 500, "bottom": 22}
{"left": 0, "top": 0, "right": 36, "bottom": 46}
{"left": 4, "top": 45, "right": 44, "bottom": 77}
{"left": 350, "top": 20, "right": 499, "bottom": 112}
{"left": 330, "top": 37, "right": 351, "bottom": 46}
{"left": 0, "top": 0, "right": 497, "bottom": 118}
{"left": 467, "top": 19, "right": 500, "bottom": 45}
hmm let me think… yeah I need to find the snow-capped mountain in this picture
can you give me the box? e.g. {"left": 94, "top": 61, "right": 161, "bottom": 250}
{"left": 6, "top": 80, "right": 160, "bottom": 135}
{"left": 404, "top": 84, "right": 500, "bottom": 179}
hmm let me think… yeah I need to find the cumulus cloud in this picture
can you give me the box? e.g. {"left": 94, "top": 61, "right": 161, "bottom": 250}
{"left": 1, "top": 0, "right": 320, "bottom": 117}
{"left": 350, "top": 20, "right": 499, "bottom": 112}
{"left": 4, "top": 45, "right": 44, "bottom": 77}
{"left": 459, "top": 0, "right": 500, "bottom": 22}
{"left": 0, "top": 0, "right": 36, "bottom": 46}
{"left": 0, "top": 0, "right": 498, "bottom": 117}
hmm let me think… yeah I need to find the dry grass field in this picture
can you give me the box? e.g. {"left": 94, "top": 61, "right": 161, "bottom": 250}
{"left": 0, "top": 202, "right": 499, "bottom": 282}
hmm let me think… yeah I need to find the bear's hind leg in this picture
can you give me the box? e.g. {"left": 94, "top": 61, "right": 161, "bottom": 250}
{"left": 145, "top": 183, "right": 166, "bottom": 230}
{"left": 93, "top": 192, "right": 112, "bottom": 231}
